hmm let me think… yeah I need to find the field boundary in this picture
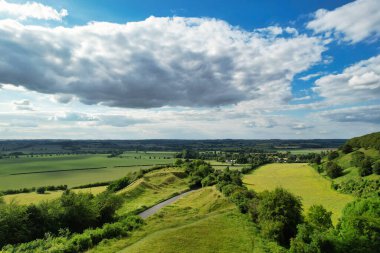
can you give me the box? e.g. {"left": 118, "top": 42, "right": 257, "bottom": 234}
{"left": 9, "top": 166, "right": 108, "bottom": 175}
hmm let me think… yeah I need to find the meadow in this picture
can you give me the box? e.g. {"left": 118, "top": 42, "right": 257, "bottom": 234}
{"left": 0, "top": 152, "right": 175, "bottom": 190}
{"left": 243, "top": 163, "right": 354, "bottom": 223}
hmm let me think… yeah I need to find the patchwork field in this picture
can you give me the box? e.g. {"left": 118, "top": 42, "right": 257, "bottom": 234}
{"left": 0, "top": 152, "right": 175, "bottom": 190}
{"left": 3, "top": 186, "right": 107, "bottom": 205}
{"left": 243, "top": 163, "right": 354, "bottom": 223}
{"left": 90, "top": 187, "right": 256, "bottom": 253}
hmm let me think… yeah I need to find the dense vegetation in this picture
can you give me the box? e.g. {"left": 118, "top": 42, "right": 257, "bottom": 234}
{"left": 346, "top": 132, "right": 380, "bottom": 150}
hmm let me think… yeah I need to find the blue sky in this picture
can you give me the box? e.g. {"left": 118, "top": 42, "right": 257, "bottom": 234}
{"left": 0, "top": 0, "right": 379, "bottom": 139}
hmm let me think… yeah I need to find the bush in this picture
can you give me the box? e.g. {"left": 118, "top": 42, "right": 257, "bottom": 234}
{"left": 373, "top": 160, "right": 380, "bottom": 175}
{"left": 327, "top": 151, "right": 339, "bottom": 161}
{"left": 325, "top": 162, "right": 343, "bottom": 179}
{"left": 36, "top": 187, "right": 46, "bottom": 194}
{"left": 358, "top": 157, "right": 373, "bottom": 176}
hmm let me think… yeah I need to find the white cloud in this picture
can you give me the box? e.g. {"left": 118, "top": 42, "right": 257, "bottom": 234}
{"left": 313, "top": 54, "right": 380, "bottom": 103}
{"left": 307, "top": 0, "right": 380, "bottom": 43}
{"left": 318, "top": 105, "right": 380, "bottom": 124}
{"left": 13, "top": 99, "right": 34, "bottom": 111}
{"left": 245, "top": 118, "right": 277, "bottom": 128}
{"left": 299, "top": 72, "right": 323, "bottom": 81}
{"left": 0, "top": 0, "right": 68, "bottom": 21}
{"left": 0, "top": 17, "right": 325, "bottom": 109}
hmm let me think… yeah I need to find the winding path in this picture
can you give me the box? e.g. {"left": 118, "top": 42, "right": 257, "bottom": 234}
{"left": 138, "top": 190, "right": 194, "bottom": 219}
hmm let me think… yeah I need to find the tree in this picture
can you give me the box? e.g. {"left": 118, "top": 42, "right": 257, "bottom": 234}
{"left": 36, "top": 187, "right": 46, "bottom": 194}
{"left": 306, "top": 205, "right": 332, "bottom": 230}
{"left": 313, "top": 155, "right": 322, "bottom": 165}
{"left": 257, "top": 188, "right": 303, "bottom": 247}
{"left": 325, "top": 162, "right": 343, "bottom": 179}
{"left": 337, "top": 198, "right": 380, "bottom": 253}
{"left": 328, "top": 151, "right": 339, "bottom": 161}
{"left": 340, "top": 144, "right": 353, "bottom": 154}
{"left": 351, "top": 151, "right": 365, "bottom": 167}
{"left": 373, "top": 160, "right": 380, "bottom": 175}
{"left": 359, "top": 157, "right": 373, "bottom": 176}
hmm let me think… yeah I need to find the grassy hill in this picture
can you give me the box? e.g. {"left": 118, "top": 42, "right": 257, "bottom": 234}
{"left": 89, "top": 187, "right": 256, "bottom": 253}
{"left": 243, "top": 163, "right": 354, "bottom": 223}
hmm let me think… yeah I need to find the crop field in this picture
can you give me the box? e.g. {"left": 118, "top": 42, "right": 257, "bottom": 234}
{"left": 90, "top": 187, "right": 256, "bottom": 253}
{"left": 3, "top": 186, "right": 107, "bottom": 205}
{"left": 243, "top": 163, "right": 354, "bottom": 223}
{"left": 0, "top": 152, "right": 175, "bottom": 190}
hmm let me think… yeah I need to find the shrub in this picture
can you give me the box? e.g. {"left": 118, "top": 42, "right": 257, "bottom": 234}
{"left": 373, "top": 160, "right": 380, "bottom": 175}
{"left": 327, "top": 151, "right": 339, "bottom": 161}
{"left": 36, "top": 187, "right": 46, "bottom": 194}
{"left": 325, "top": 162, "right": 343, "bottom": 179}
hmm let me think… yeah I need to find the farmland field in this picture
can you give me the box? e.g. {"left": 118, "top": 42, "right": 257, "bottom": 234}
{"left": 243, "top": 163, "right": 354, "bottom": 223}
{"left": 3, "top": 186, "right": 107, "bottom": 205}
{"left": 0, "top": 152, "right": 175, "bottom": 190}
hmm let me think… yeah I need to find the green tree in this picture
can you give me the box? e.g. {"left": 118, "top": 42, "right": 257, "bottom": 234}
{"left": 373, "top": 160, "right": 380, "bottom": 175}
{"left": 358, "top": 157, "right": 373, "bottom": 176}
{"left": 340, "top": 144, "right": 353, "bottom": 154}
{"left": 257, "top": 188, "right": 303, "bottom": 247}
{"left": 325, "top": 162, "right": 343, "bottom": 179}
{"left": 336, "top": 198, "right": 380, "bottom": 253}
{"left": 328, "top": 151, "right": 339, "bottom": 161}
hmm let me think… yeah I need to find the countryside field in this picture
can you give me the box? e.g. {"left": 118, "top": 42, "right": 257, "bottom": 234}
{"left": 243, "top": 163, "right": 354, "bottom": 223}
{"left": 0, "top": 152, "right": 175, "bottom": 190}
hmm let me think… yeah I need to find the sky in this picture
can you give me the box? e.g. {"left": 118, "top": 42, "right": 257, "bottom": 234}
{"left": 0, "top": 0, "right": 379, "bottom": 139}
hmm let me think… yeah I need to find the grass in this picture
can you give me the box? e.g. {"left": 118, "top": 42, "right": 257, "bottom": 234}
{"left": 116, "top": 168, "right": 190, "bottom": 215}
{"left": 243, "top": 163, "right": 354, "bottom": 224}
{"left": 0, "top": 152, "right": 174, "bottom": 190}
{"left": 3, "top": 186, "right": 107, "bottom": 205}
{"left": 89, "top": 187, "right": 256, "bottom": 253}
{"left": 334, "top": 148, "right": 380, "bottom": 183}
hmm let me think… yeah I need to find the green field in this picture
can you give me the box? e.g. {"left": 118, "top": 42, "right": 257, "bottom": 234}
{"left": 3, "top": 186, "right": 107, "bottom": 205}
{"left": 243, "top": 163, "right": 354, "bottom": 223}
{"left": 0, "top": 152, "right": 175, "bottom": 190}
{"left": 90, "top": 187, "right": 256, "bottom": 253}
{"left": 277, "top": 148, "right": 335, "bottom": 154}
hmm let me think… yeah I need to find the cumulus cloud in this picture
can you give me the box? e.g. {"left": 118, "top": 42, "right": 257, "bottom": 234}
{"left": 0, "top": 0, "right": 68, "bottom": 21}
{"left": 318, "top": 105, "right": 380, "bottom": 124}
{"left": 313, "top": 54, "right": 380, "bottom": 103}
{"left": 307, "top": 0, "right": 380, "bottom": 43}
{"left": 299, "top": 72, "right": 324, "bottom": 81}
{"left": 290, "top": 123, "right": 313, "bottom": 130}
{"left": 13, "top": 99, "right": 34, "bottom": 111}
{"left": 0, "top": 17, "right": 325, "bottom": 109}
{"left": 51, "top": 112, "right": 149, "bottom": 127}
{"left": 245, "top": 118, "right": 277, "bottom": 128}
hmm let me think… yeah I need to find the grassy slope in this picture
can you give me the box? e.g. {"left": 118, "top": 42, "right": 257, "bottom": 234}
{"left": 3, "top": 186, "right": 107, "bottom": 205}
{"left": 0, "top": 152, "right": 174, "bottom": 190}
{"left": 117, "top": 168, "right": 190, "bottom": 215}
{"left": 90, "top": 187, "right": 256, "bottom": 253}
{"left": 243, "top": 163, "right": 354, "bottom": 224}
{"left": 333, "top": 148, "right": 380, "bottom": 183}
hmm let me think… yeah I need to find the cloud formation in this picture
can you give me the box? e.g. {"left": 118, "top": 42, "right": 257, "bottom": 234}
{"left": 307, "top": 0, "right": 380, "bottom": 43}
{"left": 318, "top": 105, "right": 380, "bottom": 124}
{"left": 0, "top": 17, "right": 325, "bottom": 109}
{"left": 0, "top": 0, "right": 68, "bottom": 21}
{"left": 313, "top": 54, "right": 380, "bottom": 103}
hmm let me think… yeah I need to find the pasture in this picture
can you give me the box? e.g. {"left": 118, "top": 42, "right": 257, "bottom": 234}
{"left": 243, "top": 163, "right": 354, "bottom": 223}
{"left": 0, "top": 152, "right": 175, "bottom": 190}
